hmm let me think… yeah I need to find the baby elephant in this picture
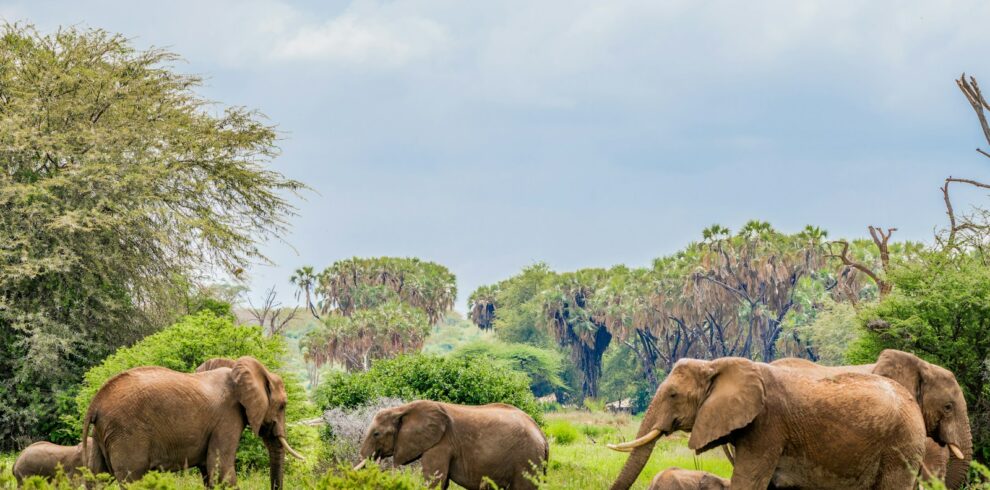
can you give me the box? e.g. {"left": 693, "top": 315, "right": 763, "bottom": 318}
{"left": 356, "top": 400, "right": 548, "bottom": 489}
{"left": 650, "top": 468, "right": 730, "bottom": 489}
{"left": 13, "top": 439, "right": 92, "bottom": 483}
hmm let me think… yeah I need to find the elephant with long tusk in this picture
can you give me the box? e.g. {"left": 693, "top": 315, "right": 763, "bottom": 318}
{"left": 83, "top": 356, "right": 304, "bottom": 489}
{"left": 607, "top": 357, "right": 927, "bottom": 490}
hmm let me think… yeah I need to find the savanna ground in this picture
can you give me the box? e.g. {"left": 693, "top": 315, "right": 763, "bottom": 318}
{"left": 0, "top": 410, "right": 731, "bottom": 489}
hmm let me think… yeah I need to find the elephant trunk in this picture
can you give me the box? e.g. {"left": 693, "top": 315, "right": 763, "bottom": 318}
{"left": 265, "top": 437, "right": 285, "bottom": 490}
{"left": 610, "top": 440, "right": 658, "bottom": 490}
{"left": 944, "top": 423, "right": 972, "bottom": 490}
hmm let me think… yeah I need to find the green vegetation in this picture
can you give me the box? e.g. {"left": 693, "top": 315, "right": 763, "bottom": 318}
{"left": 451, "top": 340, "right": 568, "bottom": 396}
{"left": 314, "top": 353, "right": 542, "bottom": 424}
{"left": 0, "top": 24, "right": 301, "bottom": 450}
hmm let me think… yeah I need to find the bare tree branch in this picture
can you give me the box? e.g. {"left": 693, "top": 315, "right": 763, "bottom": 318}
{"left": 957, "top": 73, "right": 990, "bottom": 157}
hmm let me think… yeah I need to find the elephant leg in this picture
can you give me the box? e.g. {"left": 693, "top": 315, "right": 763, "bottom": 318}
{"left": 420, "top": 447, "right": 452, "bottom": 489}
{"left": 873, "top": 449, "right": 919, "bottom": 490}
{"left": 196, "top": 464, "right": 210, "bottom": 487}
{"left": 205, "top": 432, "right": 238, "bottom": 488}
{"left": 107, "top": 441, "right": 150, "bottom": 483}
{"left": 730, "top": 443, "right": 780, "bottom": 490}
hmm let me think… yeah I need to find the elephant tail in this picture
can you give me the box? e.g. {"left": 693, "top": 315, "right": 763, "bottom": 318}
{"left": 81, "top": 409, "right": 95, "bottom": 467}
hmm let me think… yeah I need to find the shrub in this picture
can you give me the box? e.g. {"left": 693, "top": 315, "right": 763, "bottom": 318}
{"left": 67, "top": 311, "right": 319, "bottom": 471}
{"left": 451, "top": 340, "right": 568, "bottom": 396}
{"left": 315, "top": 354, "right": 542, "bottom": 424}
{"left": 315, "top": 462, "right": 427, "bottom": 489}
{"left": 545, "top": 420, "right": 580, "bottom": 445}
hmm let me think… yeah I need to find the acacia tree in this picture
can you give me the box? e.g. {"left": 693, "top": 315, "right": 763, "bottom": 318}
{"left": 315, "top": 257, "right": 456, "bottom": 324}
{"left": 467, "top": 263, "right": 556, "bottom": 346}
{"left": 0, "top": 25, "right": 302, "bottom": 448}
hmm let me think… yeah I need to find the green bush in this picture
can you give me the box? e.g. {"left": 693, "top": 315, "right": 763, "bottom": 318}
{"left": 314, "top": 354, "right": 542, "bottom": 424}
{"left": 545, "top": 420, "right": 580, "bottom": 445}
{"left": 315, "top": 462, "right": 427, "bottom": 489}
{"left": 451, "top": 340, "right": 568, "bottom": 396}
{"left": 66, "top": 311, "right": 318, "bottom": 472}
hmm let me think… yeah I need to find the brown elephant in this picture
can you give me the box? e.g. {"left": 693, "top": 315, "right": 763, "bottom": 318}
{"left": 81, "top": 356, "right": 304, "bottom": 489}
{"left": 771, "top": 349, "right": 972, "bottom": 489}
{"left": 355, "top": 400, "right": 548, "bottom": 489}
{"left": 648, "top": 468, "right": 729, "bottom": 489}
{"left": 13, "top": 439, "right": 93, "bottom": 483}
{"left": 608, "top": 357, "right": 926, "bottom": 490}
{"left": 196, "top": 357, "right": 237, "bottom": 372}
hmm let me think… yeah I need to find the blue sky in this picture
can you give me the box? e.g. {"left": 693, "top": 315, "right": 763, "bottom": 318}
{"left": 5, "top": 1, "right": 990, "bottom": 309}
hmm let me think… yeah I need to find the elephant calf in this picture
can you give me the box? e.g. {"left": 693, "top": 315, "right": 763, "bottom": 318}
{"left": 649, "top": 468, "right": 729, "bottom": 489}
{"left": 13, "top": 439, "right": 92, "bottom": 483}
{"left": 356, "top": 400, "right": 548, "bottom": 490}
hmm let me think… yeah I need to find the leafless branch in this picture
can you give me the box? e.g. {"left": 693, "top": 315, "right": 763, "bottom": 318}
{"left": 957, "top": 73, "right": 990, "bottom": 157}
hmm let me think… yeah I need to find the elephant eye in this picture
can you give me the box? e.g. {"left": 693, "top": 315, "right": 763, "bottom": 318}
{"left": 373, "top": 431, "right": 380, "bottom": 437}
{"left": 669, "top": 391, "right": 677, "bottom": 398}
{"left": 944, "top": 402, "right": 953, "bottom": 411}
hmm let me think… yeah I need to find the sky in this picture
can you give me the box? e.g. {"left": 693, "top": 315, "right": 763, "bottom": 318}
{"left": 4, "top": 1, "right": 990, "bottom": 310}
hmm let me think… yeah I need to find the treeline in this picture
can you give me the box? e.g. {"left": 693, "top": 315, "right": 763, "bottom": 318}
{"left": 466, "top": 221, "right": 923, "bottom": 404}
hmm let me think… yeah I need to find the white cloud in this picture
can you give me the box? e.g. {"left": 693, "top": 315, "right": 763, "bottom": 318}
{"left": 270, "top": 5, "right": 449, "bottom": 67}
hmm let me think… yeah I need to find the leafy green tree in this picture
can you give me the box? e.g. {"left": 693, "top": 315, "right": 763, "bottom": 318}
{"left": 848, "top": 253, "right": 990, "bottom": 461}
{"left": 291, "top": 266, "right": 321, "bottom": 319}
{"left": 315, "top": 257, "right": 456, "bottom": 325}
{"left": 451, "top": 340, "right": 568, "bottom": 396}
{"left": 468, "top": 263, "right": 555, "bottom": 346}
{"left": 0, "top": 25, "right": 302, "bottom": 449}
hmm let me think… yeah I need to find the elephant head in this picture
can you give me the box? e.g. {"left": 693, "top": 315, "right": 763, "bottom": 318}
{"left": 356, "top": 400, "right": 451, "bottom": 467}
{"left": 873, "top": 349, "right": 972, "bottom": 489}
{"left": 231, "top": 356, "right": 304, "bottom": 489}
{"left": 608, "top": 358, "right": 764, "bottom": 490}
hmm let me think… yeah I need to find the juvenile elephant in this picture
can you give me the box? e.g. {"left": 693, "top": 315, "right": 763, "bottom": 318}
{"left": 13, "top": 439, "right": 93, "bottom": 483}
{"left": 649, "top": 468, "right": 729, "bottom": 489}
{"left": 356, "top": 400, "right": 548, "bottom": 489}
{"left": 608, "top": 357, "right": 926, "bottom": 490}
{"left": 82, "top": 356, "right": 304, "bottom": 489}
{"left": 772, "top": 349, "right": 972, "bottom": 488}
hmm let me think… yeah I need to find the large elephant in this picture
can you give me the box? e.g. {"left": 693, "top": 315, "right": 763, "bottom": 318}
{"left": 81, "top": 356, "right": 304, "bottom": 489}
{"left": 608, "top": 357, "right": 926, "bottom": 490}
{"left": 772, "top": 348, "right": 972, "bottom": 488}
{"left": 356, "top": 400, "right": 548, "bottom": 489}
{"left": 648, "top": 468, "right": 729, "bottom": 489}
{"left": 13, "top": 439, "right": 93, "bottom": 483}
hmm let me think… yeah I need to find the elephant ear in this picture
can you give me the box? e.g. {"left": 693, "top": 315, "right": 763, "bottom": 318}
{"left": 393, "top": 401, "right": 450, "bottom": 465}
{"left": 232, "top": 356, "right": 272, "bottom": 436}
{"left": 689, "top": 357, "right": 765, "bottom": 452}
{"left": 196, "top": 357, "right": 236, "bottom": 373}
{"left": 874, "top": 349, "right": 925, "bottom": 401}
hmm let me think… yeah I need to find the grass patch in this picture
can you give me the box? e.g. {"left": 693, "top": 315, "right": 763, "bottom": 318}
{"left": 545, "top": 420, "right": 580, "bottom": 445}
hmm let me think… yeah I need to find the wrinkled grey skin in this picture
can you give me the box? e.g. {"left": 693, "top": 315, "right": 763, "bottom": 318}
{"left": 82, "top": 356, "right": 298, "bottom": 489}
{"left": 359, "top": 400, "right": 548, "bottom": 489}
{"left": 772, "top": 349, "right": 973, "bottom": 489}
{"left": 610, "top": 357, "right": 926, "bottom": 490}
{"left": 648, "top": 468, "right": 729, "bottom": 489}
{"left": 13, "top": 439, "right": 93, "bottom": 483}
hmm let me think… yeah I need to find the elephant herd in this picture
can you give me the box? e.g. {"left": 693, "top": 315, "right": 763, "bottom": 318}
{"left": 11, "top": 349, "right": 971, "bottom": 490}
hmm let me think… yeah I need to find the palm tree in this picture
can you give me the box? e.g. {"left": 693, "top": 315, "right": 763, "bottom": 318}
{"left": 290, "top": 266, "right": 320, "bottom": 319}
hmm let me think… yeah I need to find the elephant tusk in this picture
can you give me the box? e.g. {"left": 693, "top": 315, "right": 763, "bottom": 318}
{"left": 279, "top": 436, "right": 305, "bottom": 461}
{"left": 353, "top": 459, "right": 367, "bottom": 470}
{"left": 948, "top": 443, "right": 965, "bottom": 460}
{"left": 606, "top": 429, "right": 661, "bottom": 452}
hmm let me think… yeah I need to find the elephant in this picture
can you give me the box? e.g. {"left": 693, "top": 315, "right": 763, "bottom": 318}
{"left": 355, "top": 400, "right": 548, "bottom": 489}
{"left": 81, "top": 356, "right": 304, "bottom": 489}
{"left": 771, "top": 349, "right": 972, "bottom": 489}
{"left": 13, "top": 439, "right": 93, "bottom": 483}
{"left": 648, "top": 468, "right": 729, "bottom": 489}
{"left": 607, "top": 357, "right": 926, "bottom": 490}
{"left": 921, "top": 437, "right": 948, "bottom": 482}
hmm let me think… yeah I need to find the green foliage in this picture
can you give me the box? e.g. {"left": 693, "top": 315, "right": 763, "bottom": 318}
{"left": 66, "top": 311, "right": 318, "bottom": 471}
{"left": 0, "top": 24, "right": 302, "bottom": 449}
{"left": 314, "top": 353, "right": 542, "bottom": 424}
{"left": 451, "top": 340, "right": 568, "bottom": 396}
{"left": 315, "top": 257, "right": 456, "bottom": 324}
{"left": 789, "top": 299, "right": 861, "bottom": 366}
{"left": 314, "top": 463, "right": 427, "bottom": 490}
{"left": 545, "top": 420, "right": 580, "bottom": 445}
{"left": 599, "top": 343, "right": 654, "bottom": 413}
{"left": 303, "top": 301, "right": 431, "bottom": 372}
{"left": 468, "top": 263, "right": 556, "bottom": 346}
{"left": 847, "top": 253, "right": 990, "bottom": 461}
{"left": 421, "top": 313, "right": 485, "bottom": 355}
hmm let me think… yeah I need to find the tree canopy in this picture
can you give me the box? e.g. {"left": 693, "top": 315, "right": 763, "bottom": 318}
{"left": 0, "top": 25, "right": 302, "bottom": 449}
